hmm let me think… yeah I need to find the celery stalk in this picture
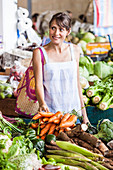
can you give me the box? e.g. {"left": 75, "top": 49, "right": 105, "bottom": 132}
{"left": 92, "top": 95, "right": 102, "bottom": 104}
{"left": 98, "top": 94, "right": 113, "bottom": 110}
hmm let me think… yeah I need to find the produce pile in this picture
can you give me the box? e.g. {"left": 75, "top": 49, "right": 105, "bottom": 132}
{"left": 44, "top": 122, "right": 113, "bottom": 170}
{"left": 65, "top": 29, "right": 107, "bottom": 54}
{"left": 0, "top": 83, "right": 13, "bottom": 99}
{"left": 0, "top": 110, "right": 113, "bottom": 170}
{"left": 79, "top": 55, "right": 113, "bottom": 110}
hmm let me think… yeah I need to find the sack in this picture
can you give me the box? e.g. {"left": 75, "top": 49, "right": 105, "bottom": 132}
{"left": 15, "top": 47, "right": 44, "bottom": 118}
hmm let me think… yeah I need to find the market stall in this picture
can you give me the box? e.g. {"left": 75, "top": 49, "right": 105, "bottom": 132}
{"left": 0, "top": 0, "right": 113, "bottom": 169}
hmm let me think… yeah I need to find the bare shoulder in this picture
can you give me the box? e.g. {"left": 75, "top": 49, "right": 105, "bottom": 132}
{"left": 33, "top": 47, "right": 41, "bottom": 60}
{"left": 33, "top": 47, "right": 41, "bottom": 55}
{"left": 72, "top": 44, "right": 80, "bottom": 62}
{"left": 73, "top": 44, "right": 80, "bottom": 54}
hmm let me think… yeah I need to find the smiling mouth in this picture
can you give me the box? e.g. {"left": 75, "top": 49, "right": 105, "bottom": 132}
{"left": 52, "top": 36, "right": 60, "bottom": 40}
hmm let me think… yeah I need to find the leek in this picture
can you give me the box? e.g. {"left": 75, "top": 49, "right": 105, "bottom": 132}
{"left": 46, "top": 155, "right": 98, "bottom": 170}
{"left": 46, "top": 150, "right": 91, "bottom": 162}
{"left": 56, "top": 141, "right": 103, "bottom": 159}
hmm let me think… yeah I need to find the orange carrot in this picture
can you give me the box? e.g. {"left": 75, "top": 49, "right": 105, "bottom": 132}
{"left": 32, "top": 113, "right": 42, "bottom": 120}
{"left": 54, "top": 131, "right": 59, "bottom": 137}
{"left": 59, "top": 128, "right": 64, "bottom": 133}
{"left": 31, "top": 122, "right": 39, "bottom": 128}
{"left": 36, "top": 135, "right": 40, "bottom": 139}
{"left": 40, "top": 123, "right": 52, "bottom": 136}
{"left": 43, "top": 117, "right": 49, "bottom": 122}
{"left": 56, "top": 125, "right": 60, "bottom": 131}
{"left": 49, "top": 111, "right": 63, "bottom": 123}
{"left": 54, "top": 118, "right": 61, "bottom": 124}
{"left": 64, "top": 127, "right": 71, "bottom": 131}
{"left": 40, "top": 124, "right": 45, "bottom": 129}
{"left": 41, "top": 135, "right": 46, "bottom": 140}
{"left": 40, "top": 118, "right": 44, "bottom": 124}
{"left": 60, "top": 115, "right": 77, "bottom": 128}
{"left": 39, "top": 111, "right": 54, "bottom": 117}
{"left": 48, "top": 124, "right": 56, "bottom": 134}
{"left": 60, "top": 113, "right": 70, "bottom": 124}
{"left": 70, "top": 123, "right": 75, "bottom": 129}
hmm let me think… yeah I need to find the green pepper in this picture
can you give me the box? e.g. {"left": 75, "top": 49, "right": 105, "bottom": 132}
{"left": 22, "top": 128, "right": 36, "bottom": 141}
{"left": 32, "top": 138, "right": 45, "bottom": 157}
{"left": 45, "top": 134, "right": 56, "bottom": 144}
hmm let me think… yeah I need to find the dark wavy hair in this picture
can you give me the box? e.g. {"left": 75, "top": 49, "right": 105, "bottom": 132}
{"left": 49, "top": 12, "right": 71, "bottom": 31}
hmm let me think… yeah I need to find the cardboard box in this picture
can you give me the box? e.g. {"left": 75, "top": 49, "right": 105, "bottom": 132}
{"left": 0, "top": 98, "right": 18, "bottom": 117}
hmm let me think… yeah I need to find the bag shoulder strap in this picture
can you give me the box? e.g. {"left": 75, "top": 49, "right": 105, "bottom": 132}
{"left": 17, "top": 47, "right": 44, "bottom": 93}
{"left": 38, "top": 47, "right": 44, "bottom": 73}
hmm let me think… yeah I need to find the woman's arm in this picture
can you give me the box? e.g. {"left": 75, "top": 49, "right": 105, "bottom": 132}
{"left": 33, "top": 48, "right": 49, "bottom": 112}
{"left": 74, "top": 45, "right": 89, "bottom": 124}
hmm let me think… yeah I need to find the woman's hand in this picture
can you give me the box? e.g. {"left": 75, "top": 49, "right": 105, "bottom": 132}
{"left": 38, "top": 103, "right": 49, "bottom": 112}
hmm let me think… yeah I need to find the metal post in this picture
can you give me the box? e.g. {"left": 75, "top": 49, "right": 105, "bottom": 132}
{"left": 27, "top": 0, "right": 32, "bottom": 18}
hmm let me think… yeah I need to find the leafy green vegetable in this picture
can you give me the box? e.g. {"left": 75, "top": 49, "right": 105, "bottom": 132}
{"left": 79, "top": 40, "right": 87, "bottom": 53}
{"left": 12, "top": 135, "right": 33, "bottom": 155}
{"left": 0, "top": 150, "right": 16, "bottom": 170}
{"left": 22, "top": 128, "right": 36, "bottom": 141}
{"left": 9, "top": 153, "right": 42, "bottom": 170}
{"left": 0, "top": 113, "right": 23, "bottom": 134}
{"left": 95, "top": 36, "right": 106, "bottom": 43}
{"left": 82, "top": 32, "right": 95, "bottom": 43}
{"left": 94, "top": 119, "right": 113, "bottom": 142}
{"left": 94, "top": 61, "right": 113, "bottom": 79}
{"left": 79, "top": 66, "right": 89, "bottom": 79}
{"left": 7, "top": 144, "right": 19, "bottom": 158}
{"left": 79, "top": 56, "right": 94, "bottom": 75}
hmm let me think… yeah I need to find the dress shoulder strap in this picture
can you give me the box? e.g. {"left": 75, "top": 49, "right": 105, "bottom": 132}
{"left": 69, "top": 43, "right": 75, "bottom": 61}
{"left": 39, "top": 46, "right": 49, "bottom": 63}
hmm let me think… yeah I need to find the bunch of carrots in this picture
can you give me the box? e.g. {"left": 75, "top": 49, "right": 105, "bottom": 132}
{"left": 31, "top": 111, "right": 77, "bottom": 140}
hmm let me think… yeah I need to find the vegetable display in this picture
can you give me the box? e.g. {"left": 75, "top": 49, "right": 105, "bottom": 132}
{"left": 83, "top": 76, "right": 113, "bottom": 110}
{"left": 94, "top": 119, "right": 113, "bottom": 142}
{"left": 31, "top": 111, "right": 78, "bottom": 139}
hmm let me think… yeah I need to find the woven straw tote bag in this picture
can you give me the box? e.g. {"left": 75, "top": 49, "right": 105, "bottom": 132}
{"left": 15, "top": 47, "right": 44, "bottom": 118}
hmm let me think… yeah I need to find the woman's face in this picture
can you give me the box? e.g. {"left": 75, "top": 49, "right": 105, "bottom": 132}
{"left": 49, "top": 19, "right": 70, "bottom": 44}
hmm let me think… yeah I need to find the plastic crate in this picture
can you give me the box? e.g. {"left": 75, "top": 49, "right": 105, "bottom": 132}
{"left": 86, "top": 106, "right": 113, "bottom": 126}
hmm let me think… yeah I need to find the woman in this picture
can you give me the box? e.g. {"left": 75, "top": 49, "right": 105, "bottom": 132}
{"left": 33, "top": 12, "right": 89, "bottom": 124}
